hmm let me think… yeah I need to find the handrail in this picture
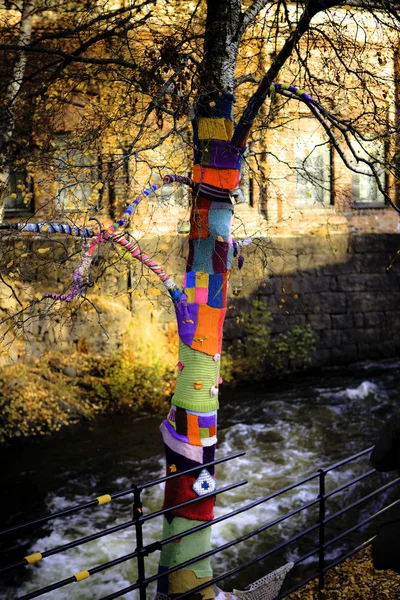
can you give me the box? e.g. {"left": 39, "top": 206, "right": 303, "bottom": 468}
{"left": 1, "top": 445, "right": 398, "bottom": 600}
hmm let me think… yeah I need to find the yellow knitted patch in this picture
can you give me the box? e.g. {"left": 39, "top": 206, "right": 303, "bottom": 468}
{"left": 196, "top": 272, "right": 209, "bottom": 287}
{"left": 198, "top": 118, "right": 233, "bottom": 141}
{"left": 185, "top": 288, "right": 195, "bottom": 303}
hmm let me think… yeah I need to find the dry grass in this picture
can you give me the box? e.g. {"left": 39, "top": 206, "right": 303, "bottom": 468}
{"left": 286, "top": 547, "right": 400, "bottom": 599}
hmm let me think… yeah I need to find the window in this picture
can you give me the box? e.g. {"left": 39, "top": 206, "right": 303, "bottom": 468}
{"left": 4, "top": 171, "right": 34, "bottom": 216}
{"left": 54, "top": 135, "right": 100, "bottom": 212}
{"left": 294, "top": 127, "right": 331, "bottom": 206}
{"left": 351, "top": 140, "right": 385, "bottom": 206}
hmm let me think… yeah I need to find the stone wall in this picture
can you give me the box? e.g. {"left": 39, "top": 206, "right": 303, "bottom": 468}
{"left": 224, "top": 233, "right": 400, "bottom": 367}
{"left": 2, "top": 231, "right": 400, "bottom": 370}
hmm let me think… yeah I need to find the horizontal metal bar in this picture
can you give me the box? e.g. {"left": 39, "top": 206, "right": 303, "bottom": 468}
{"left": 325, "top": 476, "right": 400, "bottom": 524}
{"left": 324, "top": 469, "right": 376, "bottom": 500}
{"left": 1, "top": 498, "right": 101, "bottom": 537}
{"left": 16, "top": 546, "right": 141, "bottom": 600}
{"left": 140, "top": 480, "right": 247, "bottom": 523}
{"left": 17, "top": 575, "right": 77, "bottom": 600}
{"left": 0, "top": 519, "right": 135, "bottom": 574}
{"left": 1, "top": 452, "right": 245, "bottom": 537}
{"left": 323, "top": 497, "right": 400, "bottom": 551}
{"left": 324, "top": 446, "right": 374, "bottom": 474}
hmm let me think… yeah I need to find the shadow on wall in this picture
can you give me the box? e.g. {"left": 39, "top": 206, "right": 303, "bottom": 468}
{"left": 224, "top": 232, "right": 400, "bottom": 369}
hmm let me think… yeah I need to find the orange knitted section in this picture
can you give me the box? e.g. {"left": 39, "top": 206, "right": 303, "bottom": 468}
{"left": 187, "top": 413, "right": 202, "bottom": 446}
{"left": 190, "top": 208, "right": 209, "bottom": 240}
{"left": 192, "top": 304, "right": 226, "bottom": 356}
{"left": 192, "top": 165, "right": 240, "bottom": 189}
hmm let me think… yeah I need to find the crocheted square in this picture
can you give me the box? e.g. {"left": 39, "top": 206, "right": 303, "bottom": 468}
{"left": 197, "top": 118, "right": 233, "bottom": 141}
{"left": 193, "top": 164, "right": 240, "bottom": 189}
{"left": 196, "top": 272, "right": 209, "bottom": 287}
{"left": 192, "top": 304, "right": 225, "bottom": 356}
{"left": 190, "top": 208, "right": 209, "bottom": 240}
{"left": 187, "top": 413, "right": 201, "bottom": 446}
{"left": 185, "top": 288, "right": 196, "bottom": 303}
{"left": 210, "top": 139, "right": 244, "bottom": 170}
{"left": 185, "top": 272, "right": 196, "bottom": 288}
{"left": 175, "top": 297, "right": 199, "bottom": 347}
{"left": 207, "top": 273, "right": 227, "bottom": 309}
{"left": 189, "top": 237, "right": 215, "bottom": 273}
{"left": 192, "top": 469, "right": 216, "bottom": 497}
{"left": 208, "top": 209, "right": 232, "bottom": 242}
{"left": 198, "top": 414, "right": 217, "bottom": 428}
{"left": 195, "top": 288, "right": 208, "bottom": 304}
{"left": 213, "top": 240, "right": 231, "bottom": 273}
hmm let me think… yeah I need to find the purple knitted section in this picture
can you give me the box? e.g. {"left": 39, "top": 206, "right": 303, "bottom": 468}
{"left": 175, "top": 294, "right": 199, "bottom": 346}
{"left": 194, "top": 140, "right": 245, "bottom": 170}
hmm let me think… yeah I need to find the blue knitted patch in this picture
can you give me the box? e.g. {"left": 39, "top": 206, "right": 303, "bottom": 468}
{"left": 190, "top": 237, "right": 215, "bottom": 273}
{"left": 208, "top": 209, "right": 232, "bottom": 242}
{"left": 208, "top": 273, "right": 224, "bottom": 308}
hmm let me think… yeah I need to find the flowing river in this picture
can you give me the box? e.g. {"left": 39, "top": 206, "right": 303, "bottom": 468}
{"left": 2, "top": 359, "right": 400, "bottom": 600}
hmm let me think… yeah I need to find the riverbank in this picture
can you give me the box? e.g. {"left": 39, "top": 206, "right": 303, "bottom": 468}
{"left": 287, "top": 547, "right": 400, "bottom": 599}
{"left": 0, "top": 347, "right": 174, "bottom": 443}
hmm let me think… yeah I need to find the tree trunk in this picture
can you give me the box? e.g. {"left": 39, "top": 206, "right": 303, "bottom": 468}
{"left": 156, "top": 5, "right": 253, "bottom": 598}
{"left": 0, "top": 0, "right": 35, "bottom": 220}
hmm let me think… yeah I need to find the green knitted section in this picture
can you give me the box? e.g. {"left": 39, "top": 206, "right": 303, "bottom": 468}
{"left": 159, "top": 516, "right": 213, "bottom": 578}
{"left": 172, "top": 341, "right": 220, "bottom": 412}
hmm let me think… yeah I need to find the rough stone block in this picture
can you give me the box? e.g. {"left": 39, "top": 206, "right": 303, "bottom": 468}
{"left": 320, "top": 329, "right": 342, "bottom": 348}
{"left": 337, "top": 274, "right": 389, "bottom": 293}
{"left": 346, "top": 293, "right": 385, "bottom": 313}
{"left": 353, "top": 313, "right": 364, "bottom": 328}
{"left": 341, "top": 328, "right": 381, "bottom": 345}
{"left": 319, "top": 261, "right": 354, "bottom": 276}
{"left": 331, "top": 313, "right": 353, "bottom": 329}
{"left": 363, "top": 312, "right": 385, "bottom": 328}
{"left": 307, "top": 313, "right": 331, "bottom": 330}
{"left": 331, "top": 344, "right": 358, "bottom": 365}
{"left": 350, "top": 234, "right": 400, "bottom": 254}
{"left": 318, "top": 292, "right": 347, "bottom": 313}
{"left": 352, "top": 254, "right": 392, "bottom": 274}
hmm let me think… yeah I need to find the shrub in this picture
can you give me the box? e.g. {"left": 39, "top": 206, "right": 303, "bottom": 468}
{"left": 223, "top": 299, "right": 316, "bottom": 380}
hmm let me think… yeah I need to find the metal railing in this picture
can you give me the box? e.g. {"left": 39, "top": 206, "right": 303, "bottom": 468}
{"left": 1, "top": 446, "right": 399, "bottom": 600}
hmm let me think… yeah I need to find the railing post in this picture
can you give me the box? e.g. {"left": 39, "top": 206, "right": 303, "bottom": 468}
{"left": 133, "top": 485, "right": 147, "bottom": 600}
{"left": 317, "top": 468, "right": 326, "bottom": 593}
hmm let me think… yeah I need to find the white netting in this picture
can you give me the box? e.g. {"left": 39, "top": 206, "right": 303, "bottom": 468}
{"left": 232, "top": 562, "right": 294, "bottom": 600}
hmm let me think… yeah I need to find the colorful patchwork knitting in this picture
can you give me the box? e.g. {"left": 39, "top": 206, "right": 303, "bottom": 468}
{"left": 158, "top": 89, "right": 240, "bottom": 600}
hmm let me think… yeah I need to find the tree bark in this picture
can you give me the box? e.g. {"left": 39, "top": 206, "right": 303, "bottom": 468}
{"left": 0, "top": 0, "right": 35, "bottom": 219}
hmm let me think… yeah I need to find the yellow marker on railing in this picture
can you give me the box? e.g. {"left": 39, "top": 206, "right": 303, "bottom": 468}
{"left": 25, "top": 552, "right": 42, "bottom": 565}
{"left": 74, "top": 570, "right": 90, "bottom": 582}
{"left": 96, "top": 494, "right": 112, "bottom": 505}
